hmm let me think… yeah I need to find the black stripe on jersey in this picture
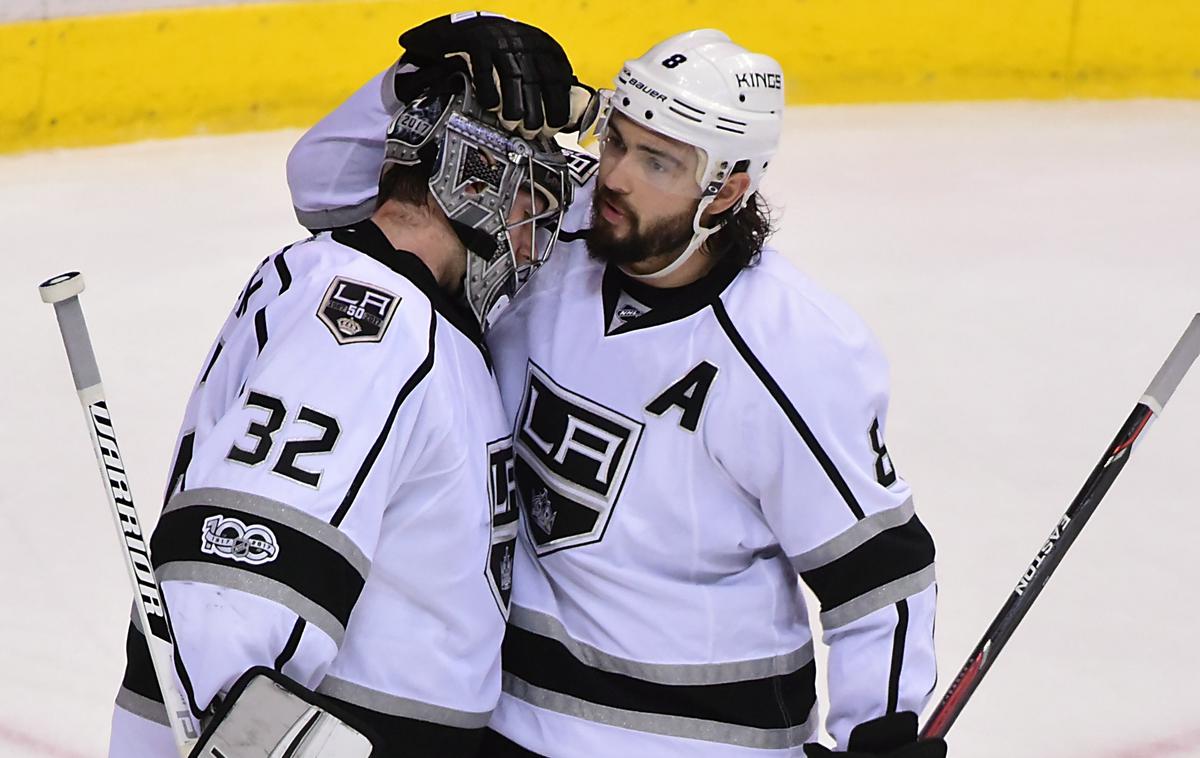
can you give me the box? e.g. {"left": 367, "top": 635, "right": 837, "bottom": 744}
{"left": 274, "top": 618, "right": 307, "bottom": 672}
{"left": 479, "top": 729, "right": 545, "bottom": 757}
{"left": 887, "top": 600, "right": 909, "bottom": 713}
{"left": 254, "top": 307, "right": 269, "bottom": 354}
{"left": 121, "top": 621, "right": 164, "bottom": 705}
{"left": 163, "top": 430, "right": 195, "bottom": 507}
{"left": 149, "top": 503, "right": 367, "bottom": 631}
{"left": 165, "top": 598, "right": 207, "bottom": 718}
{"left": 200, "top": 341, "right": 224, "bottom": 384}
{"left": 235, "top": 259, "right": 267, "bottom": 318}
{"left": 799, "top": 516, "right": 935, "bottom": 611}
{"left": 274, "top": 246, "right": 294, "bottom": 294}
{"left": 558, "top": 228, "right": 589, "bottom": 243}
{"left": 711, "top": 300, "right": 866, "bottom": 519}
{"left": 502, "top": 625, "right": 816, "bottom": 731}
{"left": 321, "top": 695, "right": 486, "bottom": 757}
{"left": 331, "top": 307, "right": 436, "bottom": 527}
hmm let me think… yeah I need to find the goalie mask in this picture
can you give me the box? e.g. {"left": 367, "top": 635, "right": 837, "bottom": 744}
{"left": 384, "top": 73, "right": 572, "bottom": 326}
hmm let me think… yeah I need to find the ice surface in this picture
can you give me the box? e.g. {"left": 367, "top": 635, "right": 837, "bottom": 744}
{"left": 2, "top": 99, "right": 1198, "bottom": 757}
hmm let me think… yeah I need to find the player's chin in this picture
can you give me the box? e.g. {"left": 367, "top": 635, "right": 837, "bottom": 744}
{"left": 587, "top": 227, "right": 648, "bottom": 266}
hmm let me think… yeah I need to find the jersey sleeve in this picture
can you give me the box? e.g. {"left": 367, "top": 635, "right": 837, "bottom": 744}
{"left": 712, "top": 299, "right": 937, "bottom": 749}
{"left": 286, "top": 64, "right": 405, "bottom": 231}
{"left": 147, "top": 251, "right": 444, "bottom": 718}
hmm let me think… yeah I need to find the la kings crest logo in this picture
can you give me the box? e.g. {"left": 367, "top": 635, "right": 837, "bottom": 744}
{"left": 487, "top": 438, "right": 518, "bottom": 616}
{"left": 565, "top": 149, "right": 599, "bottom": 185}
{"left": 514, "top": 361, "right": 643, "bottom": 556}
{"left": 317, "top": 277, "right": 399, "bottom": 345}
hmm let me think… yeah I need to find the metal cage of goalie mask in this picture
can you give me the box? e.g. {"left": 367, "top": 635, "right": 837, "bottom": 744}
{"left": 383, "top": 74, "right": 572, "bottom": 327}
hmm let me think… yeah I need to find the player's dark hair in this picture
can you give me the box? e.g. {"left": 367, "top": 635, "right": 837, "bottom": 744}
{"left": 376, "top": 163, "right": 431, "bottom": 208}
{"left": 706, "top": 189, "right": 775, "bottom": 269}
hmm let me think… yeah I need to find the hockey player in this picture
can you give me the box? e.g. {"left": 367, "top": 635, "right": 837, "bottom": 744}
{"left": 108, "top": 70, "right": 575, "bottom": 756}
{"left": 287, "top": 15, "right": 945, "bottom": 758}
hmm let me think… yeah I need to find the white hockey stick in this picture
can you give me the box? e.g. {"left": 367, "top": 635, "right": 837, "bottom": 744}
{"left": 39, "top": 271, "right": 199, "bottom": 757}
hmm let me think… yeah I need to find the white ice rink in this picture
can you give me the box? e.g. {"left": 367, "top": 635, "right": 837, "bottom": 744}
{"left": 2, "top": 99, "right": 1198, "bottom": 757}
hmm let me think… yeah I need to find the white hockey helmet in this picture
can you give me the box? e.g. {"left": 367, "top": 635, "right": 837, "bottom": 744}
{"left": 602, "top": 30, "right": 784, "bottom": 279}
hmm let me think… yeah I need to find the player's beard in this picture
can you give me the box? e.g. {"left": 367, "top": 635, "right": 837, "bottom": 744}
{"left": 587, "top": 185, "right": 696, "bottom": 266}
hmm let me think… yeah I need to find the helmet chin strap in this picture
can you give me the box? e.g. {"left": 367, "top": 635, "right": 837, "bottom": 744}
{"left": 620, "top": 193, "right": 719, "bottom": 282}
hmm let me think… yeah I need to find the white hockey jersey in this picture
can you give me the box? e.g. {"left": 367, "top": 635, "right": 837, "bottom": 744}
{"left": 485, "top": 183, "right": 937, "bottom": 756}
{"left": 110, "top": 221, "right": 517, "bottom": 756}
{"left": 286, "top": 69, "right": 938, "bottom": 756}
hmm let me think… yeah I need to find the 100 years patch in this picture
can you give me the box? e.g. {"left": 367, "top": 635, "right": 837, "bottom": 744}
{"left": 317, "top": 277, "right": 399, "bottom": 345}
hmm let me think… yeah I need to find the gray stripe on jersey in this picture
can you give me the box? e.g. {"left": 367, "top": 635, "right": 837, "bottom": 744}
{"left": 509, "top": 605, "right": 813, "bottom": 685}
{"left": 317, "top": 675, "right": 492, "bottom": 729}
{"left": 115, "top": 686, "right": 169, "bottom": 726}
{"left": 502, "top": 673, "right": 818, "bottom": 749}
{"left": 294, "top": 198, "right": 378, "bottom": 232}
{"left": 164, "top": 487, "right": 371, "bottom": 579}
{"left": 156, "top": 561, "right": 347, "bottom": 646}
{"left": 788, "top": 498, "right": 916, "bottom": 573}
{"left": 820, "top": 564, "right": 937, "bottom": 630}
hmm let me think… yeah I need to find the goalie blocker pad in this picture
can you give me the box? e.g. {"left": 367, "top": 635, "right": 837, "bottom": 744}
{"left": 189, "top": 667, "right": 380, "bottom": 758}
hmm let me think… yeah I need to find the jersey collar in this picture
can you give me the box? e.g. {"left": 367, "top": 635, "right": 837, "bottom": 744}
{"left": 331, "top": 220, "right": 486, "bottom": 349}
{"left": 601, "top": 253, "right": 741, "bottom": 336}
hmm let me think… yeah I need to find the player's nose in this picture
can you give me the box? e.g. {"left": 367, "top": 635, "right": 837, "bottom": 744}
{"left": 601, "top": 155, "right": 634, "bottom": 195}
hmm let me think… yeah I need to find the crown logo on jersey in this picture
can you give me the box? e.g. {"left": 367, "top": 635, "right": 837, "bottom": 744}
{"left": 499, "top": 545, "right": 513, "bottom": 592}
{"left": 200, "top": 514, "right": 279, "bottom": 566}
{"left": 530, "top": 488, "right": 557, "bottom": 535}
{"left": 336, "top": 317, "right": 362, "bottom": 336}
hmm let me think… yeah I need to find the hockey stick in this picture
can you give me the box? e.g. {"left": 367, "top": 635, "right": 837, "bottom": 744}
{"left": 921, "top": 313, "right": 1200, "bottom": 740}
{"left": 39, "top": 272, "right": 199, "bottom": 757}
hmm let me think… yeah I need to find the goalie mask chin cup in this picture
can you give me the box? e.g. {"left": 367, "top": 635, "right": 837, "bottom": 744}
{"left": 384, "top": 73, "right": 572, "bottom": 327}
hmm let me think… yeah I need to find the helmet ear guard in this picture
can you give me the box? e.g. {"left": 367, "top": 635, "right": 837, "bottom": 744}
{"left": 383, "top": 73, "right": 573, "bottom": 326}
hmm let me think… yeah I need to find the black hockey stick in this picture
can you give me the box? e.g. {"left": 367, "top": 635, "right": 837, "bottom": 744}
{"left": 921, "top": 314, "right": 1200, "bottom": 740}
{"left": 40, "top": 272, "right": 198, "bottom": 757}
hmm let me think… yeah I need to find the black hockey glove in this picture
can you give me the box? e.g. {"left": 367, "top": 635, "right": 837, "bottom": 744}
{"left": 396, "top": 12, "right": 597, "bottom": 139}
{"left": 805, "top": 712, "right": 947, "bottom": 758}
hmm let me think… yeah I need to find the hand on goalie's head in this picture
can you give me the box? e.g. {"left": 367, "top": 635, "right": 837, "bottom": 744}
{"left": 397, "top": 12, "right": 599, "bottom": 140}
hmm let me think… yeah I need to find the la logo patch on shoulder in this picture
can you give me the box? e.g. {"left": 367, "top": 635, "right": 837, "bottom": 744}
{"left": 317, "top": 277, "right": 399, "bottom": 345}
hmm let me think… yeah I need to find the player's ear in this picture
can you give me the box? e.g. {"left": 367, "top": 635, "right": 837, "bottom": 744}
{"left": 703, "top": 173, "right": 751, "bottom": 219}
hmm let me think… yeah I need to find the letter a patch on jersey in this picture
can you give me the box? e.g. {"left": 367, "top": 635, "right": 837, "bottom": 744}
{"left": 317, "top": 277, "right": 399, "bottom": 345}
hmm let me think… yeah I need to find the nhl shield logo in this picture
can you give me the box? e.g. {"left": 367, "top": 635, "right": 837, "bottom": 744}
{"left": 318, "top": 277, "right": 399, "bottom": 345}
{"left": 617, "top": 305, "right": 642, "bottom": 322}
{"left": 200, "top": 514, "right": 279, "bottom": 565}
